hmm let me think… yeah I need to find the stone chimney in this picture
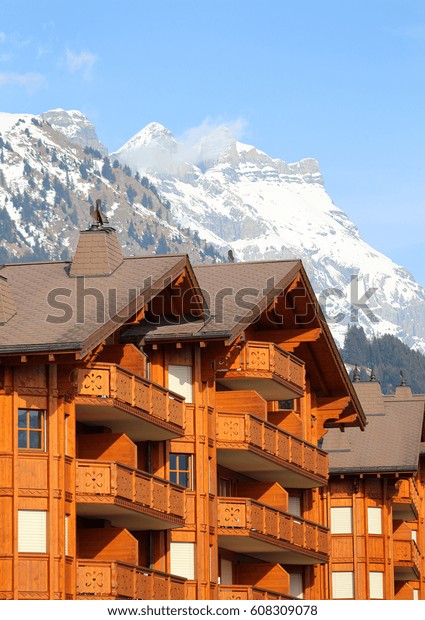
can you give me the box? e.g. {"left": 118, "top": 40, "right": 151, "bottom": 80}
{"left": 69, "top": 200, "right": 124, "bottom": 277}
{"left": 0, "top": 274, "right": 16, "bottom": 324}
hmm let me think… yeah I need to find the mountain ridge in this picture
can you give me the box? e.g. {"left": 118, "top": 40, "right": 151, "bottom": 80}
{"left": 0, "top": 108, "right": 424, "bottom": 354}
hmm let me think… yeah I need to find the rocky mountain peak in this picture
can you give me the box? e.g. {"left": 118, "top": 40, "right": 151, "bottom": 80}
{"left": 41, "top": 109, "right": 107, "bottom": 155}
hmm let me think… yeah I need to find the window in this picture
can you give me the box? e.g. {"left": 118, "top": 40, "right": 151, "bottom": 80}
{"left": 65, "top": 515, "right": 70, "bottom": 556}
{"left": 332, "top": 571, "right": 354, "bottom": 599}
{"left": 288, "top": 495, "right": 302, "bottom": 517}
{"left": 220, "top": 558, "right": 233, "bottom": 585}
{"left": 367, "top": 507, "right": 382, "bottom": 534}
{"left": 330, "top": 507, "right": 353, "bottom": 534}
{"left": 369, "top": 572, "right": 384, "bottom": 599}
{"left": 170, "top": 542, "right": 195, "bottom": 579}
{"left": 18, "top": 409, "right": 45, "bottom": 450}
{"left": 168, "top": 365, "right": 193, "bottom": 403}
{"left": 219, "top": 478, "right": 232, "bottom": 497}
{"left": 290, "top": 573, "right": 304, "bottom": 599}
{"left": 278, "top": 399, "right": 294, "bottom": 410}
{"left": 18, "top": 510, "right": 47, "bottom": 553}
{"left": 170, "top": 453, "right": 193, "bottom": 489}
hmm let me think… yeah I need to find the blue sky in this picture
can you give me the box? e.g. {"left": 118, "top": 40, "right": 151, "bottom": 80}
{"left": 1, "top": 0, "right": 425, "bottom": 286}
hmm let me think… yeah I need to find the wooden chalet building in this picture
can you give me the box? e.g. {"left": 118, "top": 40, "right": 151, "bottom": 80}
{"left": 323, "top": 374, "right": 425, "bottom": 600}
{"left": 0, "top": 212, "right": 366, "bottom": 600}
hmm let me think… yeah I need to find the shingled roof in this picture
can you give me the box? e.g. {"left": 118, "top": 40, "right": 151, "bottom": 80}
{"left": 0, "top": 254, "right": 192, "bottom": 358}
{"left": 323, "top": 382, "right": 425, "bottom": 474}
{"left": 122, "top": 259, "right": 301, "bottom": 343}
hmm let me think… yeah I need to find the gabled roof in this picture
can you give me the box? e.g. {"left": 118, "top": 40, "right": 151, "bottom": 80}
{"left": 323, "top": 382, "right": 425, "bottom": 474}
{"left": 0, "top": 254, "right": 194, "bottom": 358}
{"left": 122, "top": 259, "right": 301, "bottom": 343}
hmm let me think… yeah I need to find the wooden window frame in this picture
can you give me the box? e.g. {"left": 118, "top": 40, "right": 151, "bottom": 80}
{"left": 170, "top": 453, "right": 194, "bottom": 490}
{"left": 18, "top": 408, "right": 46, "bottom": 451}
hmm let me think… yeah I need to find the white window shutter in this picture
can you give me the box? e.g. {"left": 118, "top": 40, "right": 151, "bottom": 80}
{"left": 369, "top": 572, "right": 383, "bottom": 599}
{"left": 290, "top": 573, "right": 304, "bottom": 599}
{"left": 412, "top": 530, "right": 417, "bottom": 543}
{"left": 332, "top": 572, "right": 354, "bottom": 599}
{"left": 18, "top": 510, "right": 47, "bottom": 553}
{"left": 414, "top": 589, "right": 419, "bottom": 600}
{"left": 65, "top": 515, "right": 70, "bottom": 555}
{"left": 288, "top": 495, "right": 301, "bottom": 517}
{"left": 168, "top": 365, "right": 193, "bottom": 403}
{"left": 367, "top": 507, "right": 382, "bottom": 534}
{"left": 170, "top": 542, "right": 195, "bottom": 580}
{"left": 330, "top": 507, "right": 353, "bottom": 534}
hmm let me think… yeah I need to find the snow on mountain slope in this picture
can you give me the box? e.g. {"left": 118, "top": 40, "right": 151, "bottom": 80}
{"left": 0, "top": 112, "right": 217, "bottom": 266}
{"left": 113, "top": 123, "right": 425, "bottom": 353}
{"left": 41, "top": 109, "right": 107, "bottom": 155}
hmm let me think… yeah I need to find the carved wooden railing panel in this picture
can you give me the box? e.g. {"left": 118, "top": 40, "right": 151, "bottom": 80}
{"left": 223, "top": 341, "right": 305, "bottom": 393}
{"left": 394, "top": 539, "right": 421, "bottom": 575}
{"left": 77, "top": 560, "right": 186, "bottom": 599}
{"left": 217, "top": 412, "right": 328, "bottom": 482}
{"left": 76, "top": 364, "right": 184, "bottom": 429}
{"left": 393, "top": 479, "right": 420, "bottom": 516}
{"left": 76, "top": 460, "right": 185, "bottom": 518}
{"left": 219, "top": 585, "right": 292, "bottom": 600}
{"left": 218, "top": 498, "right": 329, "bottom": 556}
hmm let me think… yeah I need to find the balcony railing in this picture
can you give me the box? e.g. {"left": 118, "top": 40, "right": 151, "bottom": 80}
{"left": 219, "top": 585, "right": 293, "bottom": 600}
{"left": 76, "top": 460, "right": 185, "bottom": 528}
{"left": 216, "top": 341, "right": 305, "bottom": 400}
{"left": 75, "top": 363, "right": 184, "bottom": 440}
{"left": 218, "top": 498, "right": 329, "bottom": 564}
{"left": 217, "top": 412, "right": 328, "bottom": 488}
{"left": 392, "top": 479, "right": 420, "bottom": 521}
{"left": 77, "top": 560, "right": 186, "bottom": 599}
{"left": 394, "top": 539, "right": 421, "bottom": 580}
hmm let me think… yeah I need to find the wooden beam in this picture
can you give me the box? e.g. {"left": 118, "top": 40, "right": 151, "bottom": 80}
{"left": 254, "top": 328, "right": 322, "bottom": 346}
{"left": 317, "top": 396, "right": 351, "bottom": 411}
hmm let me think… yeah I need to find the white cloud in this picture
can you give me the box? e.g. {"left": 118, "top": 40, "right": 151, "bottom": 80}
{"left": 0, "top": 72, "right": 45, "bottom": 93}
{"left": 65, "top": 49, "right": 97, "bottom": 80}
{"left": 0, "top": 32, "right": 5, "bottom": 44}
{"left": 178, "top": 117, "right": 247, "bottom": 165}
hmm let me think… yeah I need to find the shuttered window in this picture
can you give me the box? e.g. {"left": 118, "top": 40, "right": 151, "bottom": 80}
{"left": 369, "top": 572, "right": 384, "bottom": 599}
{"left": 332, "top": 572, "right": 354, "bottom": 599}
{"left": 168, "top": 365, "right": 193, "bottom": 403}
{"left": 65, "top": 514, "right": 70, "bottom": 556}
{"left": 18, "top": 510, "right": 47, "bottom": 553}
{"left": 290, "top": 573, "right": 304, "bottom": 599}
{"left": 367, "top": 507, "right": 382, "bottom": 534}
{"left": 170, "top": 542, "right": 195, "bottom": 580}
{"left": 330, "top": 507, "right": 353, "bottom": 534}
{"left": 288, "top": 495, "right": 302, "bottom": 517}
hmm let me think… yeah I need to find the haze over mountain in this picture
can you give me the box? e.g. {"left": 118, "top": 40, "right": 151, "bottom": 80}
{"left": 0, "top": 108, "right": 424, "bottom": 354}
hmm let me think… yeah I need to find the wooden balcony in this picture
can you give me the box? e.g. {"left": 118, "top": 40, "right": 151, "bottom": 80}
{"left": 76, "top": 460, "right": 185, "bottom": 529}
{"left": 218, "top": 498, "right": 329, "bottom": 565}
{"left": 75, "top": 363, "right": 184, "bottom": 441}
{"left": 216, "top": 341, "right": 305, "bottom": 400}
{"left": 77, "top": 560, "right": 185, "bottom": 599}
{"left": 217, "top": 412, "right": 328, "bottom": 488}
{"left": 219, "top": 585, "right": 293, "bottom": 600}
{"left": 394, "top": 540, "right": 421, "bottom": 581}
{"left": 392, "top": 479, "right": 420, "bottom": 521}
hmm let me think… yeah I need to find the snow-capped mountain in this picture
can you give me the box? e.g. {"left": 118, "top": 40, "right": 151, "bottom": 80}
{"left": 113, "top": 123, "right": 425, "bottom": 353}
{"left": 1, "top": 108, "right": 424, "bottom": 354}
{"left": 41, "top": 109, "right": 107, "bottom": 155}
{"left": 0, "top": 112, "right": 219, "bottom": 266}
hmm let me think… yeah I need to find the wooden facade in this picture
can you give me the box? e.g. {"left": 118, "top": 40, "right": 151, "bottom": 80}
{"left": 325, "top": 381, "right": 425, "bottom": 600}
{"left": 0, "top": 217, "right": 382, "bottom": 600}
